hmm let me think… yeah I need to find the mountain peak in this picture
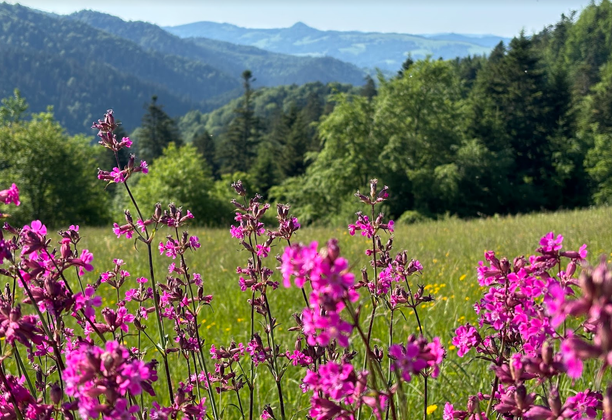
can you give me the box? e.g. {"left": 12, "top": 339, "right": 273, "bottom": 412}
{"left": 289, "top": 21, "right": 315, "bottom": 31}
{"left": 291, "top": 21, "right": 309, "bottom": 28}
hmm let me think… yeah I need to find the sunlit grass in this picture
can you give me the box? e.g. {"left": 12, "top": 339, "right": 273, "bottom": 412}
{"left": 70, "top": 206, "right": 611, "bottom": 417}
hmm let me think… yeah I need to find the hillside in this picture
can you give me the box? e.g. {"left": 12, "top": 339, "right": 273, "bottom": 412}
{"left": 0, "top": 4, "right": 367, "bottom": 133}
{"left": 179, "top": 81, "right": 359, "bottom": 141}
{"left": 67, "top": 11, "right": 367, "bottom": 87}
{"left": 164, "top": 21, "right": 509, "bottom": 71}
{"left": 0, "top": 44, "right": 196, "bottom": 134}
{"left": 0, "top": 3, "right": 240, "bottom": 132}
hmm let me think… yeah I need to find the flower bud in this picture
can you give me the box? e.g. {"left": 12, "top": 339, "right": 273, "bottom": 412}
{"left": 377, "top": 185, "right": 389, "bottom": 201}
{"left": 154, "top": 203, "right": 162, "bottom": 220}
{"left": 105, "top": 109, "right": 115, "bottom": 128}
{"left": 101, "top": 352, "right": 114, "bottom": 372}
{"left": 467, "top": 395, "right": 479, "bottom": 414}
{"left": 9, "top": 305, "right": 21, "bottom": 322}
{"left": 515, "top": 384, "right": 527, "bottom": 409}
{"left": 354, "top": 191, "right": 370, "bottom": 204}
{"left": 566, "top": 260, "right": 577, "bottom": 278}
{"left": 604, "top": 385, "right": 612, "bottom": 420}
{"left": 326, "top": 239, "right": 340, "bottom": 261}
{"left": 372, "top": 345, "right": 384, "bottom": 362}
{"left": 500, "top": 258, "right": 510, "bottom": 274}
{"left": 60, "top": 238, "right": 72, "bottom": 259}
{"left": 276, "top": 203, "right": 289, "bottom": 220}
{"left": 232, "top": 180, "right": 247, "bottom": 196}
{"left": 580, "top": 271, "right": 596, "bottom": 300}
{"left": 548, "top": 387, "right": 561, "bottom": 416}
{"left": 375, "top": 236, "right": 383, "bottom": 251}
{"left": 370, "top": 179, "right": 378, "bottom": 198}
{"left": 600, "top": 321, "right": 612, "bottom": 353}
{"left": 50, "top": 383, "right": 63, "bottom": 405}
{"left": 542, "top": 341, "right": 554, "bottom": 365}
{"left": 124, "top": 210, "right": 133, "bottom": 224}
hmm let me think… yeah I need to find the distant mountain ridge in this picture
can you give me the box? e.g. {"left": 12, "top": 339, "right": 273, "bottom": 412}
{"left": 164, "top": 21, "right": 511, "bottom": 71}
{"left": 67, "top": 11, "right": 366, "bottom": 87}
{"left": 0, "top": 4, "right": 367, "bottom": 133}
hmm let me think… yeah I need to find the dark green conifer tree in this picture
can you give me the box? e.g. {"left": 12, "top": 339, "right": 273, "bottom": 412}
{"left": 192, "top": 129, "right": 218, "bottom": 176}
{"left": 217, "top": 70, "right": 261, "bottom": 174}
{"left": 360, "top": 75, "right": 377, "bottom": 101}
{"left": 138, "top": 96, "right": 182, "bottom": 163}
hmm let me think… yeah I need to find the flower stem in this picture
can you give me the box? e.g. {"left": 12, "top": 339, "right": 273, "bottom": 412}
{"left": 122, "top": 180, "right": 174, "bottom": 404}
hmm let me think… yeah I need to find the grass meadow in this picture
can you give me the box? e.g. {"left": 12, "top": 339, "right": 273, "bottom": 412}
{"left": 70, "top": 206, "right": 612, "bottom": 418}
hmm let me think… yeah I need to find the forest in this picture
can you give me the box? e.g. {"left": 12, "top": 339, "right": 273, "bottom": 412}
{"left": 2, "top": 1, "right": 612, "bottom": 227}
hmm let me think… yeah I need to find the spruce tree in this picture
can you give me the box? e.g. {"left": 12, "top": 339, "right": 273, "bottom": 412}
{"left": 360, "top": 75, "right": 377, "bottom": 101}
{"left": 279, "top": 107, "right": 309, "bottom": 178}
{"left": 192, "top": 130, "right": 218, "bottom": 176}
{"left": 138, "top": 96, "right": 182, "bottom": 163}
{"left": 217, "top": 70, "right": 260, "bottom": 174}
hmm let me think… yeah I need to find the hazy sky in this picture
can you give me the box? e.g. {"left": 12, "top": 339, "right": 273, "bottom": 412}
{"left": 6, "top": 0, "right": 593, "bottom": 37}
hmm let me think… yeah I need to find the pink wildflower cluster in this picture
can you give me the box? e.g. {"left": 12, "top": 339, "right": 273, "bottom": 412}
{"left": 389, "top": 335, "right": 445, "bottom": 381}
{"left": 445, "top": 231, "right": 612, "bottom": 420}
{"left": 283, "top": 239, "right": 358, "bottom": 347}
{"left": 302, "top": 359, "right": 385, "bottom": 420}
{"left": 94, "top": 110, "right": 148, "bottom": 184}
{"left": 543, "top": 257, "right": 612, "bottom": 379}
{"left": 208, "top": 342, "right": 247, "bottom": 394}
{"left": 0, "top": 373, "right": 55, "bottom": 419}
{"left": 348, "top": 212, "right": 394, "bottom": 239}
{"left": 63, "top": 340, "right": 157, "bottom": 419}
{"left": 113, "top": 203, "right": 194, "bottom": 240}
{"left": 149, "top": 386, "right": 207, "bottom": 420}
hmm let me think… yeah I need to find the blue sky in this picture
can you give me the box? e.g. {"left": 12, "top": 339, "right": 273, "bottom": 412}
{"left": 7, "top": 0, "right": 592, "bottom": 37}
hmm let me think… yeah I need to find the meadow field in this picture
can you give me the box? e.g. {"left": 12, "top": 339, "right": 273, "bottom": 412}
{"left": 71, "top": 206, "right": 611, "bottom": 418}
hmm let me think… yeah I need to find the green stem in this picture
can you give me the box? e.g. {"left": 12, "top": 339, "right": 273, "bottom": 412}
{"left": 263, "top": 293, "right": 286, "bottom": 420}
{"left": 175, "top": 229, "right": 218, "bottom": 420}
{"left": 14, "top": 346, "right": 35, "bottom": 396}
{"left": 122, "top": 179, "right": 174, "bottom": 404}
{"left": 0, "top": 365, "right": 24, "bottom": 420}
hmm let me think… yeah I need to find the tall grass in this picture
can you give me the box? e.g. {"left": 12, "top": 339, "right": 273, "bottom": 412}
{"left": 73, "top": 206, "right": 611, "bottom": 417}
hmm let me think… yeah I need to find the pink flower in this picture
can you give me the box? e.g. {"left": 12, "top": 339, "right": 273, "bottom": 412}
{"left": 159, "top": 240, "right": 178, "bottom": 259}
{"left": 119, "top": 360, "right": 152, "bottom": 395}
{"left": 230, "top": 225, "right": 244, "bottom": 239}
{"left": 560, "top": 336, "right": 584, "bottom": 379}
{"left": 112, "top": 223, "right": 134, "bottom": 239}
{"left": 256, "top": 244, "right": 270, "bottom": 258}
{"left": 73, "top": 285, "right": 101, "bottom": 319}
{"left": 0, "top": 183, "right": 20, "bottom": 206}
{"left": 24, "top": 220, "right": 47, "bottom": 236}
{"left": 539, "top": 232, "right": 564, "bottom": 253}
{"left": 72, "top": 249, "right": 94, "bottom": 276}
{"left": 281, "top": 242, "right": 320, "bottom": 288}
{"left": 286, "top": 350, "right": 313, "bottom": 367}
{"left": 564, "top": 390, "right": 602, "bottom": 420}
{"left": 348, "top": 214, "right": 375, "bottom": 238}
{"left": 110, "top": 167, "right": 126, "bottom": 183}
{"left": 453, "top": 324, "right": 482, "bottom": 357}
{"left": 189, "top": 236, "right": 201, "bottom": 249}
{"left": 119, "top": 136, "right": 132, "bottom": 148}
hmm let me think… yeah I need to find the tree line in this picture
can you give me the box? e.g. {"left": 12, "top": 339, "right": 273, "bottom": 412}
{"left": 3, "top": 1, "right": 612, "bottom": 227}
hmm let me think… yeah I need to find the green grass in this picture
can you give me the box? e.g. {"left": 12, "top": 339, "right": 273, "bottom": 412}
{"left": 56, "top": 206, "right": 612, "bottom": 417}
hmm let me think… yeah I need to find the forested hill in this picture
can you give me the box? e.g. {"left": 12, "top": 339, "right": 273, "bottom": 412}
{"left": 0, "top": 4, "right": 366, "bottom": 133}
{"left": 165, "top": 1, "right": 612, "bottom": 226}
{"left": 0, "top": 3, "right": 237, "bottom": 132}
{"left": 67, "top": 11, "right": 366, "bottom": 88}
{"left": 164, "top": 21, "right": 509, "bottom": 72}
